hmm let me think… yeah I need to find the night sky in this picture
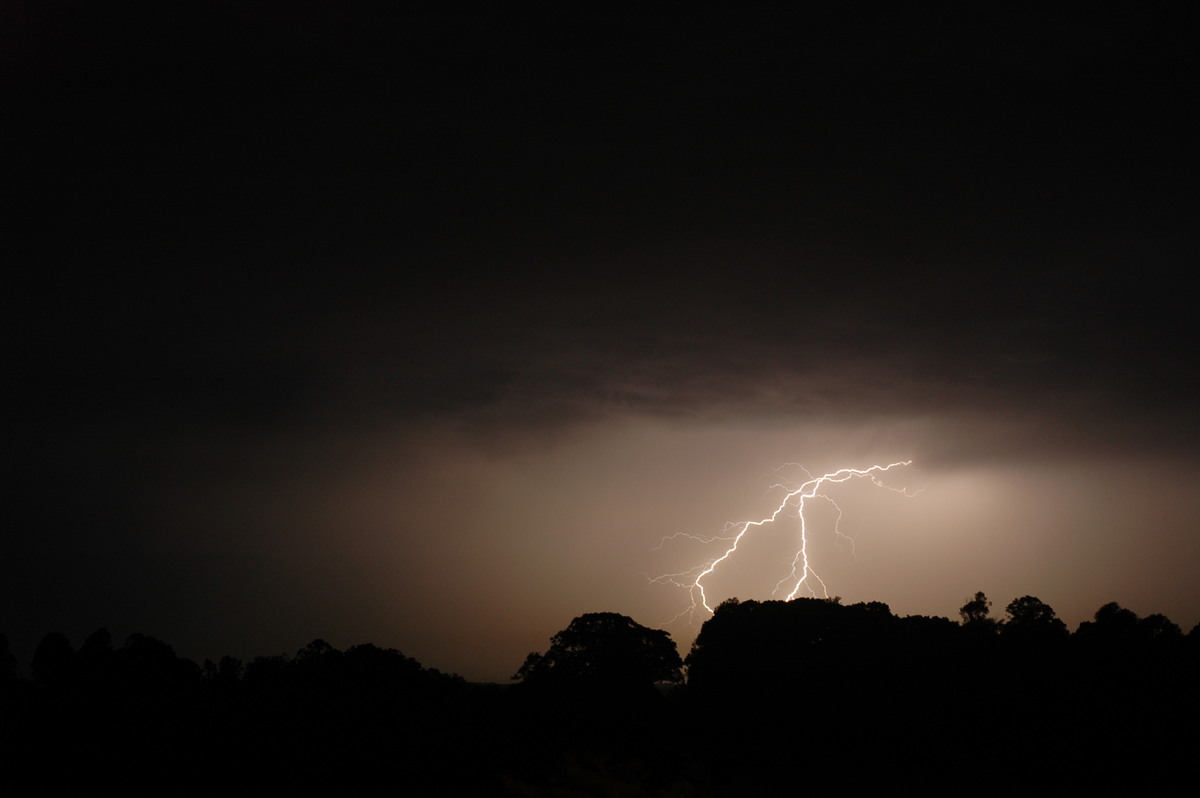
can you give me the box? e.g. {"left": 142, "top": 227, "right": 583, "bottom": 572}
{"left": 5, "top": 3, "right": 1198, "bottom": 682}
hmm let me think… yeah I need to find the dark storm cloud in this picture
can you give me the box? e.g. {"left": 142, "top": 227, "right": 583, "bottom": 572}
{"left": 11, "top": 30, "right": 1191, "bottom": 453}
{"left": 304, "top": 228, "right": 1195, "bottom": 456}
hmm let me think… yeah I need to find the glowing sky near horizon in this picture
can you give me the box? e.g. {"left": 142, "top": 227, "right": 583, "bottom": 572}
{"left": 119, "top": 415, "right": 1197, "bottom": 682}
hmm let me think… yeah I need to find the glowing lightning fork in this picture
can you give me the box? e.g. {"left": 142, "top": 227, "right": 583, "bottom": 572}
{"left": 652, "top": 460, "right": 916, "bottom": 621}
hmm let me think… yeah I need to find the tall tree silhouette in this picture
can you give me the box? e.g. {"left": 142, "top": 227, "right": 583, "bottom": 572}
{"left": 959, "top": 591, "right": 998, "bottom": 637}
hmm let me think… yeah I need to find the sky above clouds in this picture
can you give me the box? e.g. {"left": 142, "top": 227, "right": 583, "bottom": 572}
{"left": 5, "top": 4, "right": 1198, "bottom": 680}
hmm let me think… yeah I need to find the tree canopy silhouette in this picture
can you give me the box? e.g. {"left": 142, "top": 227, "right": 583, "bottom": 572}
{"left": 1001, "top": 595, "right": 1068, "bottom": 644}
{"left": 514, "top": 612, "right": 682, "bottom": 694}
{"left": 2, "top": 594, "right": 1197, "bottom": 796}
{"left": 958, "top": 590, "right": 999, "bottom": 639}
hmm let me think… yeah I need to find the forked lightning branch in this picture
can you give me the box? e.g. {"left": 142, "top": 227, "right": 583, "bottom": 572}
{"left": 651, "top": 461, "right": 919, "bottom": 624}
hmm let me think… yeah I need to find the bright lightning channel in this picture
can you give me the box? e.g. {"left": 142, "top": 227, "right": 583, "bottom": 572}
{"left": 651, "top": 461, "right": 918, "bottom": 624}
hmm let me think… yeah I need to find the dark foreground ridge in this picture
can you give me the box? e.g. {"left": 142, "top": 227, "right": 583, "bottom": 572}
{"left": 3, "top": 597, "right": 1197, "bottom": 796}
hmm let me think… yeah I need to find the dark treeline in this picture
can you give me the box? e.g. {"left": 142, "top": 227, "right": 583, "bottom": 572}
{"left": 2, "top": 597, "right": 1197, "bottom": 796}
{"left": 681, "top": 596, "right": 1199, "bottom": 795}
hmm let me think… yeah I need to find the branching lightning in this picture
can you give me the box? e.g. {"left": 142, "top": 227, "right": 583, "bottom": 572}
{"left": 651, "top": 461, "right": 919, "bottom": 624}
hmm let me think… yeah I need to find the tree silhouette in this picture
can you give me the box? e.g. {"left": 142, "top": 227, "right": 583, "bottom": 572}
{"left": 958, "top": 591, "right": 998, "bottom": 636}
{"left": 1001, "top": 595, "right": 1067, "bottom": 645}
{"left": 1137, "top": 613, "right": 1183, "bottom": 642}
{"left": 514, "top": 612, "right": 682, "bottom": 695}
{"left": 1079, "top": 601, "right": 1140, "bottom": 640}
{"left": 3, "top": 592, "right": 1197, "bottom": 797}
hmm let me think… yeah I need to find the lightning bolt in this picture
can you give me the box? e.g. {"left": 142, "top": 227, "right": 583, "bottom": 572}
{"left": 651, "top": 461, "right": 918, "bottom": 624}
